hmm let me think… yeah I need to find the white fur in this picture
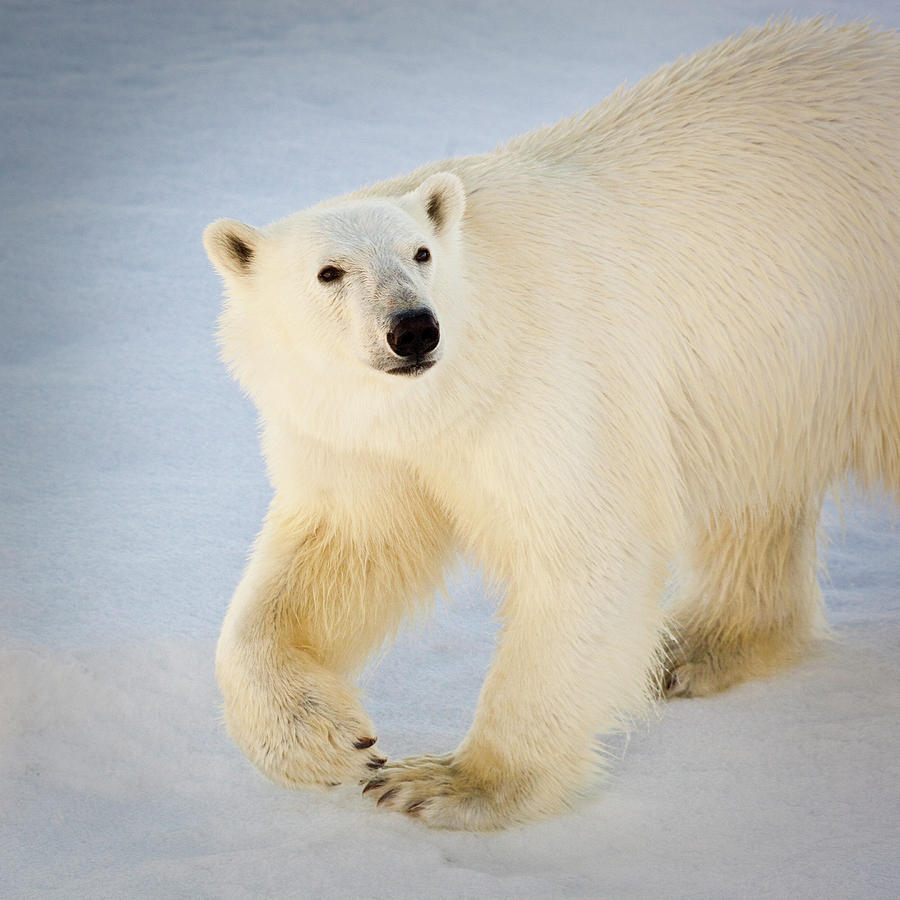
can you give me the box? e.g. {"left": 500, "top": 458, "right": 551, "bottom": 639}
{"left": 204, "top": 19, "right": 900, "bottom": 829}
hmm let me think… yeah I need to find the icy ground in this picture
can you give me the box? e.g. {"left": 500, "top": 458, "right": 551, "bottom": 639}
{"left": 2, "top": 1, "right": 898, "bottom": 897}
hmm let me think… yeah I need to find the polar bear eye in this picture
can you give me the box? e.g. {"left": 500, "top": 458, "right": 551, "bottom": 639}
{"left": 414, "top": 247, "right": 431, "bottom": 263}
{"left": 317, "top": 265, "right": 344, "bottom": 283}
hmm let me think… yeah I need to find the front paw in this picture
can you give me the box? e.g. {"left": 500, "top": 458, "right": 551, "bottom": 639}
{"left": 219, "top": 654, "right": 385, "bottom": 788}
{"left": 363, "top": 752, "right": 552, "bottom": 830}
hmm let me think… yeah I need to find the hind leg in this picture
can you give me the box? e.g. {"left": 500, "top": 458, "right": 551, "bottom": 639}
{"left": 664, "top": 503, "right": 825, "bottom": 698}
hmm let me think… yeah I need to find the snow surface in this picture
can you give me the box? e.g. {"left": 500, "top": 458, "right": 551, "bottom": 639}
{"left": 2, "top": 1, "right": 899, "bottom": 897}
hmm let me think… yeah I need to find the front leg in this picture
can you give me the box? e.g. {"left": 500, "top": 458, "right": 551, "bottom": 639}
{"left": 217, "top": 479, "right": 451, "bottom": 789}
{"left": 365, "top": 546, "right": 667, "bottom": 829}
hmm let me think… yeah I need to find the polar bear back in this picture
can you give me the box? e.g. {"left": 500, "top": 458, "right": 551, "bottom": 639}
{"left": 351, "top": 19, "right": 900, "bottom": 517}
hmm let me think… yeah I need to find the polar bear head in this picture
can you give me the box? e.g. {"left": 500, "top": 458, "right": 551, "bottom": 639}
{"left": 203, "top": 173, "right": 467, "bottom": 430}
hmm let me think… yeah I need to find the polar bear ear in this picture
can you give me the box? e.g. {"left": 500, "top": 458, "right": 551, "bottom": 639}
{"left": 203, "top": 218, "right": 260, "bottom": 278}
{"left": 414, "top": 172, "right": 466, "bottom": 233}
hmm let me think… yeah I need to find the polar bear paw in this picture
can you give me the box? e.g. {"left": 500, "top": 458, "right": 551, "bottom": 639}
{"left": 662, "top": 659, "right": 713, "bottom": 697}
{"left": 362, "top": 752, "right": 543, "bottom": 830}
{"left": 220, "top": 657, "right": 387, "bottom": 788}
{"left": 661, "top": 641, "right": 739, "bottom": 698}
{"left": 662, "top": 637, "right": 794, "bottom": 698}
{"left": 237, "top": 702, "right": 388, "bottom": 789}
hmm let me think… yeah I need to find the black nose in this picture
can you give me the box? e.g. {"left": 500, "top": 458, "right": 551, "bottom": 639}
{"left": 386, "top": 310, "right": 440, "bottom": 358}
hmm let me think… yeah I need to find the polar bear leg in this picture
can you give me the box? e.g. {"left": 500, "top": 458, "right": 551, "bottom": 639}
{"left": 365, "top": 549, "right": 668, "bottom": 829}
{"left": 216, "top": 495, "right": 451, "bottom": 788}
{"left": 664, "top": 503, "right": 824, "bottom": 698}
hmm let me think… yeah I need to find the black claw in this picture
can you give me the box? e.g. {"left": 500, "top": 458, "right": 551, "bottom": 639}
{"left": 353, "top": 737, "right": 377, "bottom": 750}
{"left": 376, "top": 787, "right": 399, "bottom": 807}
{"left": 367, "top": 756, "right": 387, "bottom": 770}
{"left": 362, "top": 777, "right": 386, "bottom": 795}
{"left": 405, "top": 801, "right": 425, "bottom": 816}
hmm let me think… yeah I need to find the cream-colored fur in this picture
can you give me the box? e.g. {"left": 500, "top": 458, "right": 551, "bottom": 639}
{"left": 203, "top": 19, "right": 900, "bottom": 830}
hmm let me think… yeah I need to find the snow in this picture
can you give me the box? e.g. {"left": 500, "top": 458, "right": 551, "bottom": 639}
{"left": 2, "top": 1, "right": 898, "bottom": 896}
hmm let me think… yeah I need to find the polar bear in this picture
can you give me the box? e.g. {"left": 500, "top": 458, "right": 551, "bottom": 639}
{"left": 204, "top": 19, "right": 900, "bottom": 830}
